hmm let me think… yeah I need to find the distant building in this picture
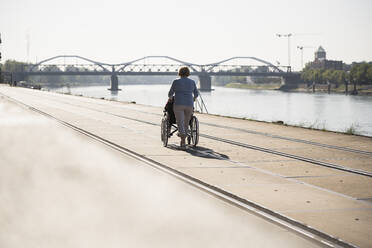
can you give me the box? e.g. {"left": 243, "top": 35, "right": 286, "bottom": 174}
{"left": 307, "top": 46, "right": 343, "bottom": 70}
{"left": 315, "top": 46, "right": 326, "bottom": 61}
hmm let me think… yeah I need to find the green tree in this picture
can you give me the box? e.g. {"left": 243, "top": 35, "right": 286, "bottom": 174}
{"left": 350, "top": 63, "right": 369, "bottom": 85}
{"left": 301, "top": 68, "right": 315, "bottom": 84}
{"left": 322, "top": 69, "right": 332, "bottom": 84}
{"left": 314, "top": 69, "right": 324, "bottom": 84}
{"left": 3, "top": 59, "right": 29, "bottom": 72}
{"left": 334, "top": 70, "right": 347, "bottom": 87}
{"left": 367, "top": 65, "right": 372, "bottom": 84}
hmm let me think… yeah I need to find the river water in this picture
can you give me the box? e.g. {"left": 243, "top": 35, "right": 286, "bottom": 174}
{"left": 53, "top": 84, "right": 372, "bottom": 137}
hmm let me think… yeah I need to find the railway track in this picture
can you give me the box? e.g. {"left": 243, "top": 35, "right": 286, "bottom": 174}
{"left": 25, "top": 92, "right": 372, "bottom": 157}
{"left": 106, "top": 111, "right": 372, "bottom": 177}
{"left": 7, "top": 91, "right": 371, "bottom": 178}
{"left": 32, "top": 95, "right": 372, "bottom": 178}
{"left": 97, "top": 102, "right": 372, "bottom": 156}
{"left": 2, "top": 92, "right": 357, "bottom": 248}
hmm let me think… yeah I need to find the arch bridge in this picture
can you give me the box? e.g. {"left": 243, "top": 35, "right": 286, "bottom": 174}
{"left": 21, "top": 55, "right": 297, "bottom": 91}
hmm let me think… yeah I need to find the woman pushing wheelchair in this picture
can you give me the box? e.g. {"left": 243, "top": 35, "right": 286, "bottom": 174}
{"left": 167, "top": 67, "right": 199, "bottom": 148}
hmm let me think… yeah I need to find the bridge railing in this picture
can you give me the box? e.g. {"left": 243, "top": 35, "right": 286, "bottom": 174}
{"left": 206, "top": 65, "right": 282, "bottom": 74}
{"left": 117, "top": 64, "right": 184, "bottom": 73}
{"left": 27, "top": 63, "right": 111, "bottom": 73}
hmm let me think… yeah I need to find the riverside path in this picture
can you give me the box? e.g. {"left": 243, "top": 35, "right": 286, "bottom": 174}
{"left": 1, "top": 85, "right": 372, "bottom": 247}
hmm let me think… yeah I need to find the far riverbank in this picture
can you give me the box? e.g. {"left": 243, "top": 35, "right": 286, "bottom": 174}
{"left": 225, "top": 82, "right": 372, "bottom": 96}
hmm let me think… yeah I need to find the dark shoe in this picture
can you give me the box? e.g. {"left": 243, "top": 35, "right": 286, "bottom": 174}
{"left": 180, "top": 138, "right": 186, "bottom": 148}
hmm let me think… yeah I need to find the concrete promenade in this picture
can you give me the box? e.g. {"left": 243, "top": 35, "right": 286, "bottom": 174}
{"left": 1, "top": 85, "right": 372, "bottom": 247}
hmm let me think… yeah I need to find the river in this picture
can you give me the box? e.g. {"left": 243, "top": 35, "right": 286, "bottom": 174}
{"left": 53, "top": 84, "right": 372, "bottom": 137}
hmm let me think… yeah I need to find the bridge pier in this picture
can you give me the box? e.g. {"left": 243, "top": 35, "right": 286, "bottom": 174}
{"left": 279, "top": 74, "right": 302, "bottom": 91}
{"left": 13, "top": 72, "right": 26, "bottom": 83}
{"left": 108, "top": 74, "right": 121, "bottom": 91}
{"left": 198, "top": 73, "right": 212, "bottom": 91}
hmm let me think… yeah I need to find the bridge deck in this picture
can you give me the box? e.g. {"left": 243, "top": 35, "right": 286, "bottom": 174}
{"left": 1, "top": 85, "right": 371, "bottom": 247}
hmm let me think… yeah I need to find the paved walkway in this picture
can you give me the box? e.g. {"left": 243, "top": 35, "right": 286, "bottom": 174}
{"left": 1, "top": 85, "right": 372, "bottom": 247}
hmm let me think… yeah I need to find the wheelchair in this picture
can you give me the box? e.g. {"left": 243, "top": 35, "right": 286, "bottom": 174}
{"left": 161, "top": 99, "right": 199, "bottom": 147}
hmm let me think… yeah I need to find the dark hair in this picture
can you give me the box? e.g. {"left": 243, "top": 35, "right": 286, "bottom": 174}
{"left": 178, "top": 67, "right": 190, "bottom": 77}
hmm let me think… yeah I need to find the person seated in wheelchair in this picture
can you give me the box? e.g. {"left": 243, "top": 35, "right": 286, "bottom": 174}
{"left": 168, "top": 67, "right": 198, "bottom": 148}
{"left": 164, "top": 97, "right": 176, "bottom": 125}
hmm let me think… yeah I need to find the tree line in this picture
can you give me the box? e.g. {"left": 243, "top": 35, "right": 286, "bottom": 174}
{"left": 0, "top": 59, "right": 176, "bottom": 86}
{"left": 301, "top": 62, "right": 372, "bottom": 86}
{"left": 0, "top": 60, "right": 109, "bottom": 86}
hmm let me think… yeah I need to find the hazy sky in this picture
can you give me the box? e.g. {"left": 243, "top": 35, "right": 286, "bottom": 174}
{"left": 1, "top": 0, "right": 371, "bottom": 70}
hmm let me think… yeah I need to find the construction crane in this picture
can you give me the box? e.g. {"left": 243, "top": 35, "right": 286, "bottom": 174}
{"left": 297, "top": 46, "right": 314, "bottom": 70}
{"left": 276, "top": 33, "right": 320, "bottom": 70}
{"left": 276, "top": 33, "right": 292, "bottom": 68}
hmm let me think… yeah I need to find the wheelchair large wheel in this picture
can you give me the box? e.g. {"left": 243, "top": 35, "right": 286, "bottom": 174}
{"left": 188, "top": 116, "right": 199, "bottom": 146}
{"left": 161, "top": 115, "right": 169, "bottom": 147}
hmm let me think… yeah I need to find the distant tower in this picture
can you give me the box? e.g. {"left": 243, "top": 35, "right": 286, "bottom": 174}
{"left": 308, "top": 45, "right": 343, "bottom": 70}
{"left": 314, "top": 46, "right": 326, "bottom": 61}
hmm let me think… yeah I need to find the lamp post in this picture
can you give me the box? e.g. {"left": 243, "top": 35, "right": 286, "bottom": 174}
{"left": 276, "top": 33, "right": 292, "bottom": 69}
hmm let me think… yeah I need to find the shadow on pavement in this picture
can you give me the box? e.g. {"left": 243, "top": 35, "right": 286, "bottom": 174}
{"left": 167, "top": 144, "right": 229, "bottom": 160}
